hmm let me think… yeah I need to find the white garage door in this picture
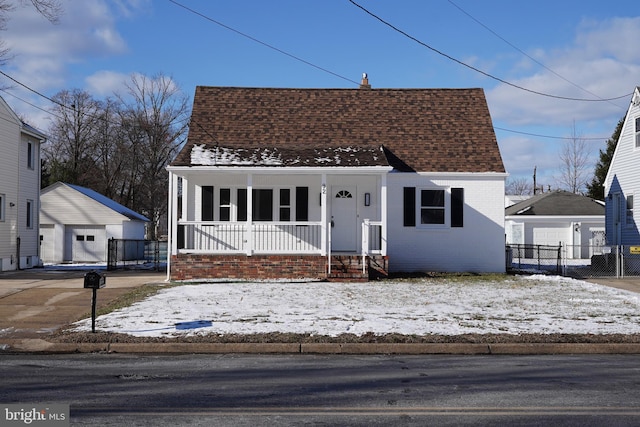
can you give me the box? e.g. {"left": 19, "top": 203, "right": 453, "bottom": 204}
{"left": 533, "top": 227, "right": 568, "bottom": 247}
{"left": 64, "top": 226, "right": 106, "bottom": 262}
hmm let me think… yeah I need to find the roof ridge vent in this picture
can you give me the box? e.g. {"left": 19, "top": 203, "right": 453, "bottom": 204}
{"left": 360, "top": 73, "right": 371, "bottom": 89}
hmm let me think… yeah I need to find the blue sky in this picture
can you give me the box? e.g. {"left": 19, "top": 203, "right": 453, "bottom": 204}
{"left": 2, "top": 0, "right": 639, "bottom": 188}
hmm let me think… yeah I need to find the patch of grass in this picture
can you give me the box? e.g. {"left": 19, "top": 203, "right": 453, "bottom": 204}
{"left": 386, "top": 272, "right": 511, "bottom": 283}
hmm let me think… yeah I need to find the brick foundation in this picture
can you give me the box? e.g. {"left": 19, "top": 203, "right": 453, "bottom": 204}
{"left": 170, "top": 254, "right": 328, "bottom": 281}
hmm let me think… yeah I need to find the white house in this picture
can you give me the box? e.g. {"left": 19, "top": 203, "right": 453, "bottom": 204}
{"left": 40, "top": 182, "right": 149, "bottom": 263}
{"left": 167, "top": 79, "right": 507, "bottom": 281}
{"left": 0, "top": 96, "right": 47, "bottom": 271}
{"left": 505, "top": 190, "right": 605, "bottom": 259}
{"left": 604, "top": 86, "right": 640, "bottom": 247}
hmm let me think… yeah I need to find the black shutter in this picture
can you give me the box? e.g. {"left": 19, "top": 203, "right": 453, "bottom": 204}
{"left": 237, "top": 189, "right": 247, "bottom": 221}
{"left": 451, "top": 188, "right": 464, "bottom": 227}
{"left": 295, "top": 187, "right": 309, "bottom": 221}
{"left": 403, "top": 187, "right": 416, "bottom": 227}
{"left": 201, "top": 186, "right": 214, "bottom": 221}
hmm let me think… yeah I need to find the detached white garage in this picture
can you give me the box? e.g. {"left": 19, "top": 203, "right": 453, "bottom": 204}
{"left": 505, "top": 190, "right": 605, "bottom": 260}
{"left": 39, "top": 182, "right": 149, "bottom": 263}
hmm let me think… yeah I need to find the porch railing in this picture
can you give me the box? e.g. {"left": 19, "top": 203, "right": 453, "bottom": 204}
{"left": 177, "top": 221, "right": 323, "bottom": 254}
{"left": 361, "top": 219, "right": 384, "bottom": 274}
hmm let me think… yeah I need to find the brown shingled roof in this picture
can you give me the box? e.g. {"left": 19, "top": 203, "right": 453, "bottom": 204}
{"left": 172, "top": 86, "right": 505, "bottom": 173}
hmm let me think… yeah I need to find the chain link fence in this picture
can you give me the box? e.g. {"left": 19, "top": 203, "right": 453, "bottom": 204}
{"left": 506, "top": 244, "right": 562, "bottom": 275}
{"left": 507, "top": 244, "right": 640, "bottom": 278}
{"left": 107, "top": 238, "right": 167, "bottom": 271}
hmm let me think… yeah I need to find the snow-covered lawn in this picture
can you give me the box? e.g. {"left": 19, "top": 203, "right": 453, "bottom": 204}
{"left": 72, "top": 275, "right": 640, "bottom": 338}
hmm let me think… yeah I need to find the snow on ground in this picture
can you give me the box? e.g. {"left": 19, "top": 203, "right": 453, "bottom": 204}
{"left": 72, "top": 275, "right": 640, "bottom": 338}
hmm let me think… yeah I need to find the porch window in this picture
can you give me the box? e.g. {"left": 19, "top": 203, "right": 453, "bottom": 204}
{"left": 220, "top": 188, "right": 231, "bottom": 221}
{"left": 217, "top": 186, "right": 309, "bottom": 222}
{"left": 279, "top": 189, "right": 291, "bottom": 221}
{"left": 295, "top": 187, "right": 308, "bottom": 221}
{"left": 253, "top": 189, "right": 273, "bottom": 221}
{"left": 201, "top": 186, "right": 214, "bottom": 221}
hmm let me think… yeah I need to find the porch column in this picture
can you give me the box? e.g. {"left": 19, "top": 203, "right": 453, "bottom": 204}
{"left": 167, "top": 171, "right": 178, "bottom": 281}
{"left": 381, "top": 173, "right": 388, "bottom": 256}
{"left": 246, "top": 174, "right": 253, "bottom": 256}
{"left": 320, "top": 173, "right": 328, "bottom": 256}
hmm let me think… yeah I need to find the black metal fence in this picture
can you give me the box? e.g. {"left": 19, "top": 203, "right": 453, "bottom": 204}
{"left": 107, "top": 238, "right": 167, "bottom": 271}
{"left": 507, "top": 244, "right": 640, "bottom": 278}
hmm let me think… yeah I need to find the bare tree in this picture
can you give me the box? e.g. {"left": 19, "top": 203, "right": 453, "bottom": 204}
{"left": 44, "top": 89, "right": 103, "bottom": 186}
{"left": 506, "top": 176, "right": 533, "bottom": 195}
{"left": 557, "top": 122, "right": 591, "bottom": 194}
{"left": 117, "top": 73, "right": 190, "bottom": 239}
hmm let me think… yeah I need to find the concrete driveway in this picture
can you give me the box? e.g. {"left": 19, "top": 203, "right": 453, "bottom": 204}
{"left": 0, "top": 267, "right": 167, "bottom": 339}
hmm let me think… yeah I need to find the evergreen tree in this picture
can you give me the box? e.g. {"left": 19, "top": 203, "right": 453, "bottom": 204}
{"left": 586, "top": 117, "right": 624, "bottom": 200}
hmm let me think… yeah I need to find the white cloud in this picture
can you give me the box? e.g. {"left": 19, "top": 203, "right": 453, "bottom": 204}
{"left": 488, "top": 16, "right": 640, "bottom": 128}
{"left": 1, "top": 0, "right": 148, "bottom": 92}
{"left": 85, "top": 70, "right": 130, "bottom": 96}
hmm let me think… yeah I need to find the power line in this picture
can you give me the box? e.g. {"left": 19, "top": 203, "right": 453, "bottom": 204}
{"left": 446, "top": 0, "right": 624, "bottom": 109}
{"left": 167, "top": 0, "right": 360, "bottom": 86}
{"left": 348, "top": 0, "right": 631, "bottom": 102}
{"left": 0, "top": 88, "right": 64, "bottom": 121}
{"left": 494, "top": 126, "right": 607, "bottom": 141}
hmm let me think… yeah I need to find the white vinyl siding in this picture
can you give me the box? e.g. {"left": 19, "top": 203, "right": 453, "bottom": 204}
{"left": 605, "top": 89, "right": 640, "bottom": 245}
{"left": 40, "top": 183, "right": 147, "bottom": 262}
{"left": 389, "top": 174, "right": 505, "bottom": 273}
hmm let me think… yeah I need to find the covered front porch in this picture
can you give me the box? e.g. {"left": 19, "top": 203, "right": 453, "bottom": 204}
{"left": 166, "top": 166, "right": 389, "bottom": 280}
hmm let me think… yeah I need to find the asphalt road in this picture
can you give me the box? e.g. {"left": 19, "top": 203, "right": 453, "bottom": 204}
{"left": 1, "top": 353, "right": 640, "bottom": 426}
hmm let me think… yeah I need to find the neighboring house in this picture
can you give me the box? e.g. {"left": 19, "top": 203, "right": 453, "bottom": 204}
{"left": 604, "top": 86, "right": 640, "bottom": 247}
{"left": 505, "top": 194, "right": 530, "bottom": 208}
{"left": 40, "top": 182, "right": 149, "bottom": 263}
{"left": 167, "top": 79, "right": 507, "bottom": 281}
{"left": 0, "top": 96, "right": 47, "bottom": 271}
{"left": 505, "top": 190, "right": 605, "bottom": 259}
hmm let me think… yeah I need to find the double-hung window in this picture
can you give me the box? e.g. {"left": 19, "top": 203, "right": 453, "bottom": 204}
{"left": 0, "top": 194, "right": 4, "bottom": 222}
{"left": 403, "top": 187, "right": 464, "bottom": 228}
{"left": 279, "top": 189, "right": 291, "bottom": 221}
{"left": 219, "top": 188, "right": 231, "bottom": 221}
{"left": 636, "top": 117, "right": 640, "bottom": 149}
{"left": 627, "top": 194, "right": 634, "bottom": 225}
{"left": 420, "top": 189, "right": 445, "bottom": 225}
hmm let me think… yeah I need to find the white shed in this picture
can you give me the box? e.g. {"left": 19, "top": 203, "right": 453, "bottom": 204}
{"left": 40, "top": 182, "right": 149, "bottom": 263}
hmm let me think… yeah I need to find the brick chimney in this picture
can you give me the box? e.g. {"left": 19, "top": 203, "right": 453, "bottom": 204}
{"left": 360, "top": 73, "right": 371, "bottom": 89}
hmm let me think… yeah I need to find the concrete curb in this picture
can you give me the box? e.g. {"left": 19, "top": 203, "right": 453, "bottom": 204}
{"left": 3, "top": 339, "right": 640, "bottom": 355}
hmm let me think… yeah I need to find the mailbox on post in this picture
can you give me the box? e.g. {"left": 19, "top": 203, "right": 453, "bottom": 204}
{"left": 84, "top": 271, "right": 105, "bottom": 289}
{"left": 83, "top": 271, "right": 106, "bottom": 333}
